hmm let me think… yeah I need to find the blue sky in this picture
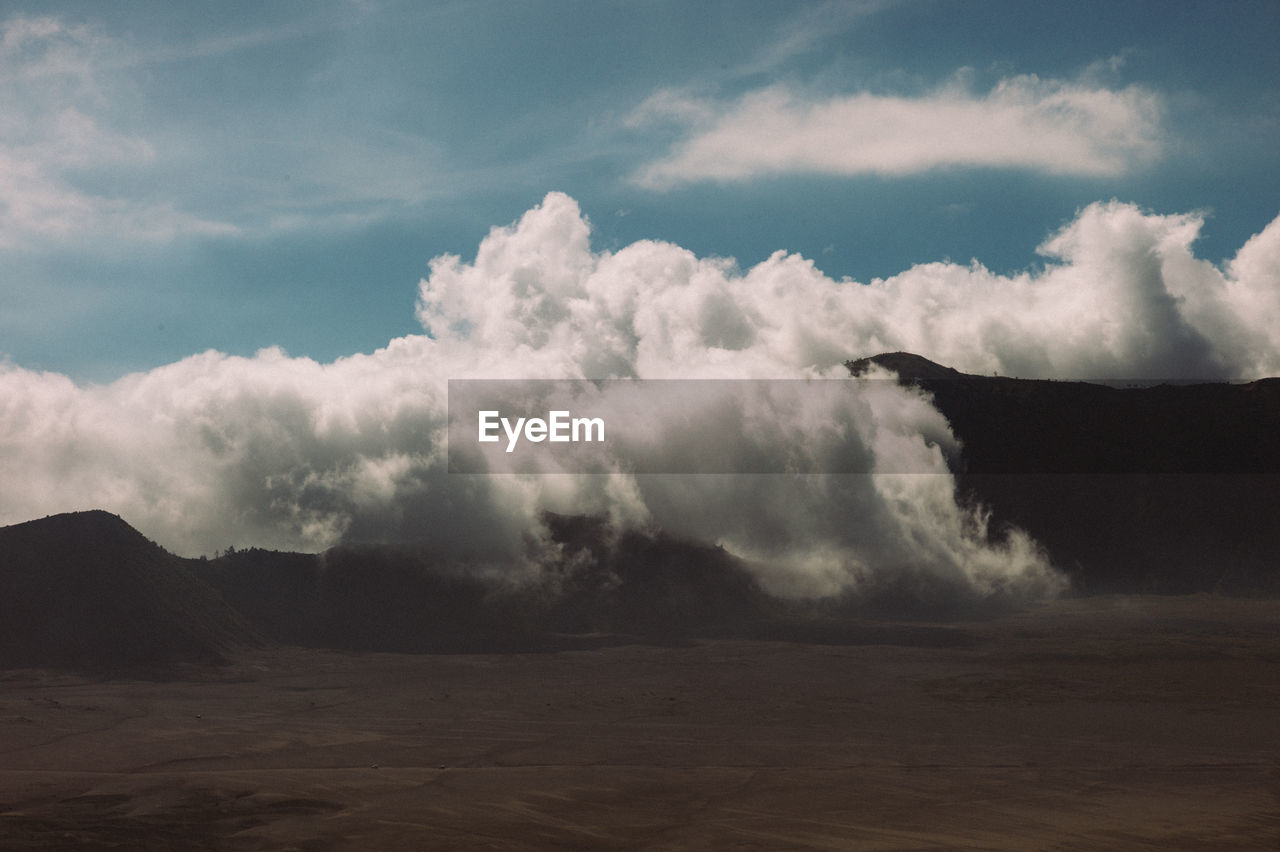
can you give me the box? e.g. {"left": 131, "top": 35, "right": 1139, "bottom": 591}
{"left": 2, "top": 0, "right": 1277, "bottom": 382}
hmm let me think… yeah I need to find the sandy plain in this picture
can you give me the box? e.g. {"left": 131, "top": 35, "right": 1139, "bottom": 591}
{"left": 1, "top": 594, "right": 1278, "bottom": 850}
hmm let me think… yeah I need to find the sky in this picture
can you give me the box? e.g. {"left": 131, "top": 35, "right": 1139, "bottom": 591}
{"left": 1, "top": 0, "right": 1277, "bottom": 381}
{"left": 0, "top": 1, "right": 1278, "bottom": 599}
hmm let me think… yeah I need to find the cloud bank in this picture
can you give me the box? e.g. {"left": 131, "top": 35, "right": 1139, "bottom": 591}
{"left": 4, "top": 193, "right": 1278, "bottom": 601}
{"left": 630, "top": 75, "right": 1163, "bottom": 188}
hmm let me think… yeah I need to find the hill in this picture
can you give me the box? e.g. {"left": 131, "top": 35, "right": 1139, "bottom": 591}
{"left": 849, "top": 353, "right": 1280, "bottom": 592}
{"left": 0, "top": 511, "right": 259, "bottom": 669}
{"left": 848, "top": 352, "right": 1280, "bottom": 474}
{"left": 193, "top": 517, "right": 789, "bottom": 653}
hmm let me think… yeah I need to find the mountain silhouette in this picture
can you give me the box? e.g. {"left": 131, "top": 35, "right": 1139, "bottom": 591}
{"left": 0, "top": 511, "right": 259, "bottom": 669}
{"left": 847, "top": 351, "right": 965, "bottom": 383}
{"left": 848, "top": 353, "right": 1280, "bottom": 593}
{"left": 848, "top": 352, "right": 1280, "bottom": 474}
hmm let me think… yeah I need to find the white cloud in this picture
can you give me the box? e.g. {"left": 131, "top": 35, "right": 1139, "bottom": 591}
{"left": 630, "top": 74, "right": 1164, "bottom": 188}
{"left": 420, "top": 194, "right": 1278, "bottom": 382}
{"left": 4, "top": 192, "right": 1277, "bottom": 602}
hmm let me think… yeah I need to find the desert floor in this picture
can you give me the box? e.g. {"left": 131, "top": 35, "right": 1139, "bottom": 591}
{"left": 2, "top": 595, "right": 1278, "bottom": 850}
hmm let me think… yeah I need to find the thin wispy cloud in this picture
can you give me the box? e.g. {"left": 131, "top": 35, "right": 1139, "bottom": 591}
{"left": 0, "top": 14, "right": 112, "bottom": 83}
{"left": 0, "top": 11, "right": 445, "bottom": 250}
{"left": 0, "top": 15, "right": 237, "bottom": 247}
{"left": 128, "top": 14, "right": 344, "bottom": 68}
{"left": 734, "top": 0, "right": 896, "bottom": 79}
{"left": 0, "top": 8, "right": 352, "bottom": 81}
{"left": 630, "top": 74, "right": 1165, "bottom": 189}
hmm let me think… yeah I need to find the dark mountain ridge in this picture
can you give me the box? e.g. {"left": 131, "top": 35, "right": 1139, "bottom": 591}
{"left": 848, "top": 352, "right": 1280, "bottom": 593}
{"left": 848, "top": 352, "right": 1280, "bottom": 474}
{"left": 1, "top": 510, "right": 975, "bottom": 669}
{"left": 0, "top": 510, "right": 259, "bottom": 669}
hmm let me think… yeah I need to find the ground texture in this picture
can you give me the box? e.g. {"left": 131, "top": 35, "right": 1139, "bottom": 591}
{"left": 2, "top": 595, "right": 1278, "bottom": 850}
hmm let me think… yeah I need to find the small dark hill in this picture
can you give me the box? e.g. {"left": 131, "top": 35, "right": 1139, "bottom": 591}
{"left": 0, "top": 511, "right": 259, "bottom": 669}
{"left": 196, "top": 545, "right": 533, "bottom": 654}
{"left": 848, "top": 354, "right": 1280, "bottom": 593}
{"left": 194, "top": 517, "right": 786, "bottom": 653}
{"left": 847, "top": 352, "right": 964, "bottom": 383}
{"left": 541, "top": 512, "right": 784, "bottom": 638}
{"left": 194, "top": 516, "right": 984, "bottom": 652}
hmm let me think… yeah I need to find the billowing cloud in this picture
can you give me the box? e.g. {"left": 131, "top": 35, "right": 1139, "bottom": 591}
{"left": 629, "top": 74, "right": 1164, "bottom": 188}
{"left": 420, "top": 193, "right": 1280, "bottom": 382}
{"left": 4, "top": 192, "right": 1277, "bottom": 603}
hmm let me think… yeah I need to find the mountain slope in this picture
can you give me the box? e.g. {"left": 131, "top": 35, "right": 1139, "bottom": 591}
{"left": 849, "top": 352, "right": 1280, "bottom": 474}
{"left": 0, "top": 511, "right": 259, "bottom": 669}
{"left": 849, "top": 353, "right": 1280, "bottom": 592}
